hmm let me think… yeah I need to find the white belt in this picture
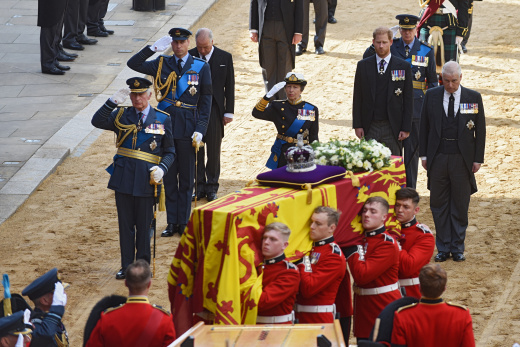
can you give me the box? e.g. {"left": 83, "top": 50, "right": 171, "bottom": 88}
{"left": 257, "top": 311, "right": 294, "bottom": 324}
{"left": 354, "top": 282, "right": 399, "bottom": 296}
{"left": 399, "top": 278, "right": 420, "bottom": 287}
{"left": 295, "top": 304, "right": 335, "bottom": 313}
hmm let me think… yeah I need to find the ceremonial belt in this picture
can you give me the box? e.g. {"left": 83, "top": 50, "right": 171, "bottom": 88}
{"left": 160, "top": 97, "right": 197, "bottom": 110}
{"left": 295, "top": 304, "right": 335, "bottom": 313}
{"left": 413, "top": 81, "right": 427, "bottom": 91}
{"left": 256, "top": 311, "right": 294, "bottom": 324}
{"left": 276, "top": 134, "right": 309, "bottom": 144}
{"left": 398, "top": 278, "right": 420, "bottom": 287}
{"left": 116, "top": 147, "right": 162, "bottom": 164}
{"left": 354, "top": 282, "right": 399, "bottom": 296}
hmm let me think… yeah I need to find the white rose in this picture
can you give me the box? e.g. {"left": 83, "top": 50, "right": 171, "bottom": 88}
{"left": 363, "top": 160, "right": 372, "bottom": 171}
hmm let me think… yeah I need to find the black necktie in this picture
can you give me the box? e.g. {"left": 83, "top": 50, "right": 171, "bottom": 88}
{"left": 201, "top": 55, "right": 206, "bottom": 61}
{"left": 379, "top": 60, "right": 385, "bottom": 74}
{"left": 405, "top": 45, "right": 410, "bottom": 57}
{"left": 448, "top": 94, "right": 455, "bottom": 118}
{"left": 177, "top": 58, "right": 183, "bottom": 73}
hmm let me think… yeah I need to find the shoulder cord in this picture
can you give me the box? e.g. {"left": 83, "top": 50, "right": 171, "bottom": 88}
{"left": 154, "top": 56, "right": 177, "bottom": 102}
{"left": 113, "top": 107, "right": 138, "bottom": 149}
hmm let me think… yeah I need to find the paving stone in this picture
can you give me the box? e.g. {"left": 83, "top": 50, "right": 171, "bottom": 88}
{"left": 0, "top": 85, "right": 23, "bottom": 97}
{"left": 0, "top": 194, "right": 29, "bottom": 220}
{"left": 0, "top": 33, "right": 19, "bottom": 43}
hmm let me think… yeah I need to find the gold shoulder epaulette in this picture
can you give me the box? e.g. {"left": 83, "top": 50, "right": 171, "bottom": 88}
{"left": 446, "top": 302, "right": 468, "bottom": 310}
{"left": 255, "top": 98, "right": 269, "bottom": 112}
{"left": 396, "top": 302, "right": 418, "bottom": 313}
{"left": 152, "top": 304, "right": 171, "bottom": 315}
{"left": 104, "top": 304, "right": 125, "bottom": 314}
{"left": 154, "top": 108, "right": 170, "bottom": 117}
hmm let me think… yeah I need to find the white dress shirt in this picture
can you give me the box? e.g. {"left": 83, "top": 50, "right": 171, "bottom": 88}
{"left": 443, "top": 86, "right": 461, "bottom": 117}
{"left": 376, "top": 53, "right": 391, "bottom": 73}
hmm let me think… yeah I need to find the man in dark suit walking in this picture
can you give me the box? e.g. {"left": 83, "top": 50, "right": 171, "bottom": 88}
{"left": 419, "top": 61, "right": 486, "bottom": 263}
{"left": 249, "top": 0, "right": 303, "bottom": 100}
{"left": 189, "top": 28, "right": 235, "bottom": 202}
{"left": 353, "top": 27, "right": 413, "bottom": 156}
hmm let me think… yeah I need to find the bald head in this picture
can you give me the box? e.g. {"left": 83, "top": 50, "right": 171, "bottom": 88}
{"left": 195, "top": 28, "right": 213, "bottom": 41}
{"left": 195, "top": 28, "right": 214, "bottom": 58}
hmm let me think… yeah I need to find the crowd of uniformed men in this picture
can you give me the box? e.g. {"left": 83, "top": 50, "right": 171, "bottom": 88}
{"left": 3, "top": 0, "right": 486, "bottom": 345}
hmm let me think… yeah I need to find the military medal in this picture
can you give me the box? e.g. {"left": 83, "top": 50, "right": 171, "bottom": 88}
{"left": 189, "top": 85, "right": 197, "bottom": 96}
{"left": 395, "top": 88, "right": 402, "bottom": 96}
{"left": 460, "top": 103, "right": 478, "bottom": 114}
{"left": 150, "top": 139, "right": 157, "bottom": 151}
{"left": 415, "top": 70, "right": 421, "bottom": 80}
{"left": 145, "top": 123, "right": 165, "bottom": 135}
{"left": 297, "top": 109, "right": 316, "bottom": 121}
{"left": 466, "top": 120, "right": 475, "bottom": 130}
{"left": 411, "top": 55, "right": 428, "bottom": 67}
{"left": 391, "top": 70, "right": 406, "bottom": 81}
{"left": 310, "top": 252, "right": 321, "bottom": 264}
{"left": 187, "top": 72, "right": 199, "bottom": 85}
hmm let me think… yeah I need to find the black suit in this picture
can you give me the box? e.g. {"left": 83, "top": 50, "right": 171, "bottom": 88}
{"left": 38, "top": 0, "right": 67, "bottom": 71}
{"left": 352, "top": 54, "right": 413, "bottom": 155}
{"left": 419, "top": 85, "right": 485, "bottom": 254}
{"left": 189, "top": 46, "right": 235, "bottom": 195}
{"left": 250, "top": 0, "right": 304, "bottom": 98}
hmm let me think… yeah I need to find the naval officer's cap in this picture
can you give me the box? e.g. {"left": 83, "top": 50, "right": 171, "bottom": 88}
{"left": 168, "top": 27, "right": 192, "bottom": 40}
{"left": 395, "top": 14, "right": 420, "bottom": 29}
{"left": 284, "top": 72, "right": 307, "bottom": 87}
{"left": 126, "top": 77, "right": 152, "bottom": 93}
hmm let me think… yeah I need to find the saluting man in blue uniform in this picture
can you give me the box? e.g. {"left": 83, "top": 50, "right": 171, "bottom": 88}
{"left": 364, "top": 15, "right": 437, "bottom": 188}
{"left": 127, "top": 28, "right": 212, "bottom": 238}
{"left": 92, "top": 77, "right": 175, "bottom": 279}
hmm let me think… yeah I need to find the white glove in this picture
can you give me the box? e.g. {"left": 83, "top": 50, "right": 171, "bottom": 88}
{"left": 302, "top": 255, "right": 312, "bottom": 273}
{"left": 152, "top": 35, "right": 173, "bottom": 52}
{"left": 150, "top": 166, "right": 164, "bottom": 183}
{"left": 23, "top": 309, "right": 31, "bottom": 325}
{"left": 192, "top": 132, "right": 203, "bottom": 144}
{"left": 455, "top": 36, "right": 463, "bottom": 45}
{"left": 52, "top": 282, "right": 67, "bottom": 307}
{"left": 266, "top": 81, "right": 286, "bottom": 98}
{"left": 15, "top": 334, "right": 24, "bottom": 347}
{"left": 110, "top": 87, "right": 130, "bottom": 105}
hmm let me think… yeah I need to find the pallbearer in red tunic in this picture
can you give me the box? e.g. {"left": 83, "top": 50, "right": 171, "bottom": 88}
{"left": 392, "top": 264, "right": 475, "bottom": 347}
{"left": 394, "top": 187, "right": 435, "bottom": 299}
{"left": 85, "top": 260, "right": 176, "bottom": 347}
{"left": 256, "top": 223, "right": 300, "bottom": 324}
{"left": 347, "top": 196, "right": 401, "bottom": 340}
{"left": 295, "top": 206, "right": 346, "bottom": 324}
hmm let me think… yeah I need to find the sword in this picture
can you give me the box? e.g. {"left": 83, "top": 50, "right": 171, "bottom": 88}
{"left": 149, "top": 170, "right": 161, "bottom": 278}
{"left": 192, "top": 139, "right": 205, "bottom": 208}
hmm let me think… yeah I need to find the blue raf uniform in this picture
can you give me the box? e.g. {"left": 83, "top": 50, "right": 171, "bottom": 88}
{"left": 91, "top": 77, "right": 175, "bottom": 277}
{"left": 127, "top": 27, "right": 212, "bottom": 236}
{"left": 22, "top": 268, "right": 69, "bottom": 347}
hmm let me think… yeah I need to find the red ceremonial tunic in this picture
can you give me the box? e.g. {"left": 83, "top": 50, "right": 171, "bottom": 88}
{"left": 348, "top": 226, "right": 401, "bottom": 339}
{"left": 398, "top": 217, "right": 435, "bottom": 299}
{"left": 296, "top": 237, "right": 346, "bottom": 323}
{"left": 85, "top": 296, "right": 176, "bottom": 347}
{"left": 391, "top": 298, "right": 475, "bottom": 347}
{"left": 257, "top": 253, "right": 300, "bottom": 323}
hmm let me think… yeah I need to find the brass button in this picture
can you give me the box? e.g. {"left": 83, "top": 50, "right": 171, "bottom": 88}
{"left": 281, "top": 108, "right": 284, "bottom": 111}
{"left": 300, "top": 129, "right": 303, "bottom": 132}
{"left": 282, "top": 117, "right": 285, "bottom": 120}
{"left": 175, "top": 101, "right": 181, "bottom": 107}
{"left": 137, "top": 148, "right": 141, "bottom": 151}
{"left": 282, "top": 125, "right": 285, "bottom": 128}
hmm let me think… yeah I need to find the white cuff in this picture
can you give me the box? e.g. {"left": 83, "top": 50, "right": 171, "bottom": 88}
{"left": 223, "top": 113, "right": 233, "bottom": 119}
{"left": 250, "top": 30, "right": 258, "bottom": 34}
{"left": 420, "top": 157, "right": 427, "bottom": 161}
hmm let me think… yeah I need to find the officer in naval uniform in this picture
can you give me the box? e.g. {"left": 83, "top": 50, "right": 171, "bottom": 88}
{"left": 127, "top": 28, "right": 212, "bottom": 238}
{"left": 252, "top": 72, "right": 319, "bottom": 169}
{"left": 91, "top": 77, "right": 175, "bottom": 279}
{"left": 364, "top": 15, "right": 437, "bottom": 188}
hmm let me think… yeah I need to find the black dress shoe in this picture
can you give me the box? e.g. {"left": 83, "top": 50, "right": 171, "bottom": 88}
{"left": 55, "top": 63, "right": 70, "bottom": 71}
{"left": 178, "top": 225, "right": 186, "bottom": 235}
{"left": 87, "top": 29, "right": 109, "bottom": 37}
{"left": 42, "top": 67, "right": 65, "bottom": 75}
{"left": 115, "top": 268, "right": 125, "bottom": 280}
{"left": 100, "top": 25, "right": 114, "bottom": 35}
{"left": 77, "top": 34, "right": 98, "bottom": 45}
{"left": 206, "top": 192, "right": 218, "bottom": 202}
{"left": 161, "top": 224, "right": 178, "bottom": 237}
{"left": 63, "top": 41, "right": 85, "bottom": 51}
{"left": 295, "top": 44, "right": 306, "bottom": 56}
{"left": 61, "top": 49, "right": 78, "bottom": 58}
{"left": 452, "top": 253, "right": 466, "bottom": 262}
{"left": 328, "top": 16, "right": 338, "bottom": 24}
{"left": 57, "top": 52, "right": 75, "bottom": 62}
{"left": 434, "top": 252, "right": 450, "bottom": 262}
{"left": 461, "top": 43, "right": 468, "bottom": 53}
{"left": 315, "top": 46, "right": 325, "bottom": 55}
{"left": 192, "top": 191, "right": 206, "bottom": 201}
